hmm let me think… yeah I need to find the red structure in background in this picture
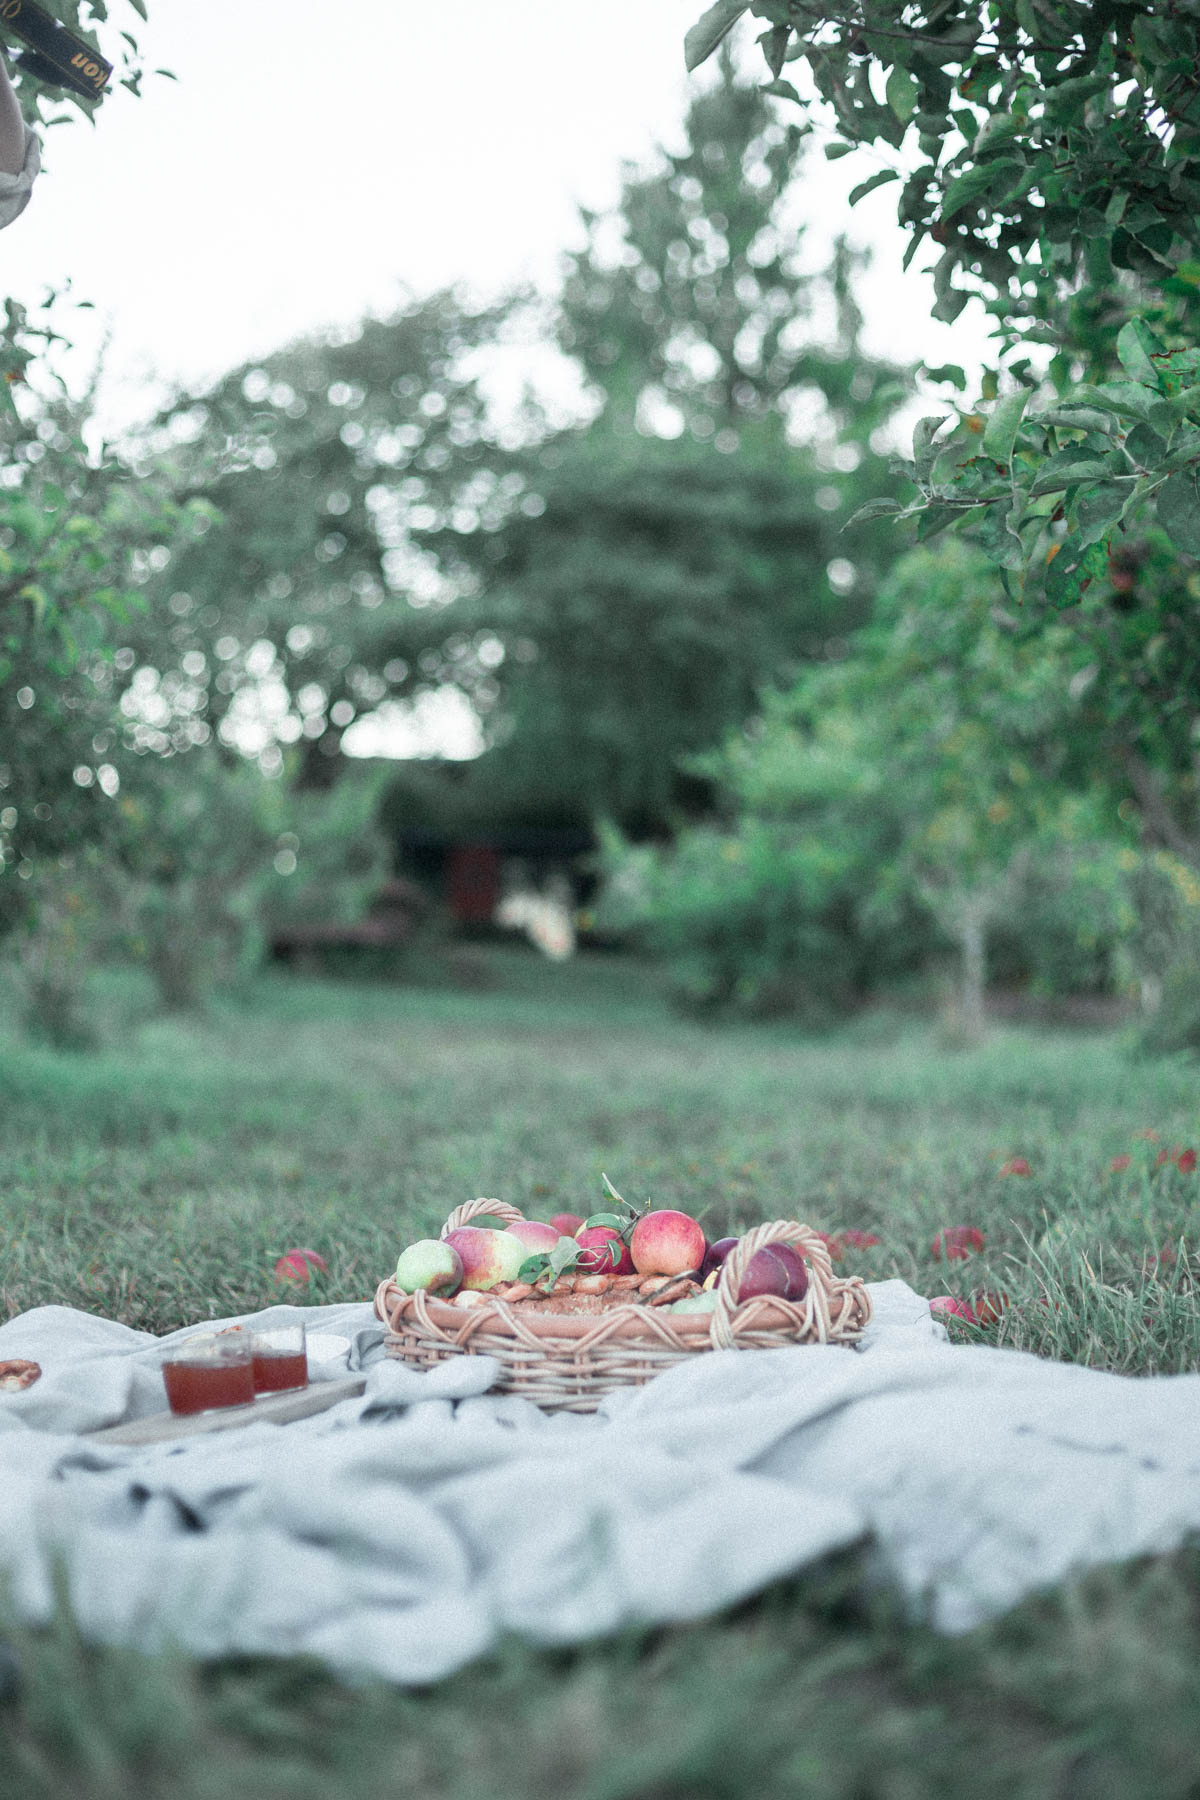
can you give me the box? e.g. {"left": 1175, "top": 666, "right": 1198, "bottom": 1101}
{"left": 446, "top": 843, "right": 502, "bottom": 925}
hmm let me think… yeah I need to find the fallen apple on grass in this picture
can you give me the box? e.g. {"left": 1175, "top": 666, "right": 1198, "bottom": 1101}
{"left": 273, "top": 1248, "right": 329, "bottom": 1286}
{"left": 971, "top": 1289, "right": 1010, "bottom": 1326}
{"left": 928, "top": 1295, "right": 978, "bottom": 1325}
{"left": 630, "top": 1209, "right": 706, "bottom": 1277}
{"left": 930, "top": 1225, "right": 985, "bottom": 1262}
{"left": 394, "top": 1239, "right": 463, "bottom": 1296}
{"left": 442, "top": 1226, "right": 529, "bottom": 1291}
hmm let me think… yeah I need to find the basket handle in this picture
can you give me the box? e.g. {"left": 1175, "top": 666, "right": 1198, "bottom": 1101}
{"left": 441, "top": 1197, "right": 526, "bottom": 1237}
{"left": 709, "top": 1220, "right": 837, "bottom": 1351}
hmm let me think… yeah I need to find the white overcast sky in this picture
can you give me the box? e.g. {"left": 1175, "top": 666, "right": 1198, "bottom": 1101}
{"left": 2, "top": 0, "right": 994, "bottom": 428}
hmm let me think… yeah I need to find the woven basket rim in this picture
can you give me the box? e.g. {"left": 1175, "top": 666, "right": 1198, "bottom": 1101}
{"left": 382, "top": 1287, "right": 819, "bottom": 1344}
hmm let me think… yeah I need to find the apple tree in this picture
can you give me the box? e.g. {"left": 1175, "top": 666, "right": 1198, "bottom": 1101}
{"left": 685, "top": 2, "right": 1200, "bottom": 609}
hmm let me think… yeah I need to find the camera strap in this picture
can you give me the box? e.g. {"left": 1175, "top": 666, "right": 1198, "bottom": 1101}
{"left": 0, "top": 1, "right": 112, "bottom": 99}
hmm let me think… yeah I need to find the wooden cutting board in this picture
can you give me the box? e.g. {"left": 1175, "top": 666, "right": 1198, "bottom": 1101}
{"left": 87, "top": 1375, "right": 367, "bottom": 1446}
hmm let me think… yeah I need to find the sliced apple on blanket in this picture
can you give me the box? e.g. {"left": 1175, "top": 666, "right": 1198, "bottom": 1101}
{"left": 394, "top": 1239, "right": 464, "bottom": 1297}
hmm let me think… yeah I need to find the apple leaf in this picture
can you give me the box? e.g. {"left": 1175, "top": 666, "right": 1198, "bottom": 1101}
{"left": 549, "top": 1237, "right": 582, "bottom": 1275}
{"left": 517, "top": 1253, "right": 551, "bottom": 1285}
{"left": 582, "top": 1211, "right": 625, "bottom": 1232}
{"left": 600, "top": 1173, "right": 628, "bottom": 1207}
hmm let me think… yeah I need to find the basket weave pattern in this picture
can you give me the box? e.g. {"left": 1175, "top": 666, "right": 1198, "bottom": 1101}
{"left": 374, "top": 1204, "right": 873, "bottom": 1414}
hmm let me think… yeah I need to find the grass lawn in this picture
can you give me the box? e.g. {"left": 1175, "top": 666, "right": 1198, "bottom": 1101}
{"left": 2, "top": 949, "right": 1200, "bottom": 1798}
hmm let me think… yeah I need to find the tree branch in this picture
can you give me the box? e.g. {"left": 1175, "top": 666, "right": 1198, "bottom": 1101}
{"left": 1120, "top": 744, "right": 1200, "bottom": 870}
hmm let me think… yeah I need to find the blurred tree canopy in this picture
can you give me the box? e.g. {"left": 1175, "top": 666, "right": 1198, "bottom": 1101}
{"left": 392, "top": 56, "right": 911, "bottom": 830}
{"left": 607, "top": 541, "right": 1138, "bottom": 1025}
{"left": 687, "top": 3, "right": 1200, "bottom": 609}
{"left": 129, "top": 56, "right": 910, "bottom": 833}
{"left": 126, "top": 292, "right": 505, "bottom": 779}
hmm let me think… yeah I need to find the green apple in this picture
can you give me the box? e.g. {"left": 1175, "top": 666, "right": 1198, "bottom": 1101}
{"left": 394, "top": 1239, "right": 464, "bottom": 1296}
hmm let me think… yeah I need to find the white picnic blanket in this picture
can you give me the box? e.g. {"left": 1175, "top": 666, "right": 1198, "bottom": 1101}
{"left": 2, "top": 1283, "right": 1200, "bottom": 1683}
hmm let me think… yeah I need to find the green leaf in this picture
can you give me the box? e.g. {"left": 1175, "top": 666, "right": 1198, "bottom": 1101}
{"left": 684, "top": 0, "right": 749, "bottom": 70}
{"left": 1122, "top": 422, "right": 1166, "bottom": 469}
{"left": 1156, "top": 470, "right": 1200, "bottom": 556}
{"left": 1116, "top": 319, "right": 1166, "bottom": 391}
{"left": 941, "top": 159, "right": 1021, "bottom": 219}
{"left": 824, "top": 141, "right": 855, "bottom": 160}
{"left": 885, "top": 67, "right": 919, "bottom": 123}
{"left": 517, "top": 1253, "right": 551, "bottom": 1285}
{"left": 844, "top": 497, "right": 904, "bottom": 528}
{"left": 982, "top": 391, "right": 1029, "bottom": 465}
{"left": 913, "top": 415, "right": 952, "bottom": 480}
{"left": 761, "top": 78, "right": 800, "bottom": 103}
{"left": 921, "top": 362, "right": 968, "bottom": 391}
{"left": 582, "top": 1211, "right": 624, "bottom": 1231}
{"left": 1075, "top": 482, "right": 1130, "bottom": 545}
{"left": 549, "top": 1237, "right": 581, "bottom": 1275}
{"left": 848, "top": 169, "right": 899, "bottom": 207}
{"left": 1029, "top": 458, "right": 1113, "bottom": 496}
{"left": 1045, "top": 534, "right": 1108, "bottom": 605}
{"left": 1069, "top": 382, "right": 1156, "bottom": 423}
{"left": 760, "top": 22, "right": 790, "bottom": 78}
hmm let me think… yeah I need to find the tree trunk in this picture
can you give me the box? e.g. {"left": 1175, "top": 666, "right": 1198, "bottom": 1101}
{"left": 956, "top": 903, "right": 988, "bottom": 1047}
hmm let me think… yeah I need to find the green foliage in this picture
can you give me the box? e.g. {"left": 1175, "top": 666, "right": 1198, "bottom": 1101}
{"left": 128, "top": 293, "right": 502, "bottom": 773}
{"left": 406, "top": 61, "right": 908, "bottom": 830}
{"left": 0, "top": 296, "right": 204, "bottom": 927}
{"left": 419, "top": 431, "right": 883, "bottom": 831}
{"left": 608, "top": 542, "right": 1138, "bottom": 1020}
{"left": 108, "top": 749, "right": 387, "bottom": 1012}
{"left": 129, "top": 60, "right": 907, "bottom": 829}
{"left": 687, "top": 2, "right": 1200, "bottom": 603}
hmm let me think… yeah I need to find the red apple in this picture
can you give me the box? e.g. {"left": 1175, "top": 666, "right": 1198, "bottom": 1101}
{"left": 841, "top": 1229, "right": 880, "bottom": 1250}
{"left": 736, "top": 1247, "right": 791, "bottom": 1303}
{"left": 443, "top": 1226, "right": 528, "bottom": 1291}
{"left": 549, "top": 1212, "right": 585, "bottom": 1237}
{"left": 700, "top": 1236, "right": 739, "bottom": 1282}
{"left": 273, "top": 1247, "right": 328, "bottom": 1285}
{"left": 928, "top": 1295, "right": 977, "bottom": 1324}
{"left": 766, "top": 1243, "right": 809, "bottom": 1302}
{"left": 507, "top": 1220, "right": 564, "bottom": 1256}
{"left": 630, "top": 1209, "right": 706, "bottom": 1277}
{"left": 971, "top": 1289, "right": 1009, "bottom": 1327}
{"left": 575, "top": 1226, "right": 634, "bottom": 1274}
{"left": 930, "top": 1225, "right": 985, "bottom": 1262}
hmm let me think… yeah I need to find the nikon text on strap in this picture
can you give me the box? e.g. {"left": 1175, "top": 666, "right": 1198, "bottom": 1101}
{"left": 0, "top": 1, "right": 112, "bottom": 99}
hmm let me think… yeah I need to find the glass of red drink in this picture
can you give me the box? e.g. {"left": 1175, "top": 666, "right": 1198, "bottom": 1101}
{"left": 251, "top": 1324, "right": 308, "bottom": 1395}
{"left": 162, "top": 1333, "right": 255, "bottom": 1415}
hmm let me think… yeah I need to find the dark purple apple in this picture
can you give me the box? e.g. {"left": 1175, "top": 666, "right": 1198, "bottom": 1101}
{"left": 736, "top": 1247, "right": 791, "bottom": 1304}
{"left": 700, "top": 1236, "right": 739, "bottom": 1283}
{"left": 768, "top": 1244, "right": 809, "bottom": 1302}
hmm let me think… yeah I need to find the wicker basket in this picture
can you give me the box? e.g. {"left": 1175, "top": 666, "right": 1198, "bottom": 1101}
{"left": 373, "top": 1199, "right": 873, "bottom": 1414}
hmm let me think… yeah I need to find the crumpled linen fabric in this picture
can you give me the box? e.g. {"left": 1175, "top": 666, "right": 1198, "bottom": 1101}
{"left": 0, "top": 124, "right": 40, "bottom": 229}
{"left": 1, "top": 1282, "right": 1199, "bottom": 1683}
